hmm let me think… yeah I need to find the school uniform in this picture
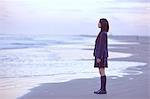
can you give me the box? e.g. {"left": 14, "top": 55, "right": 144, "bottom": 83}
{"left": 93, "top": 31, "right": 108, "bottom": 68}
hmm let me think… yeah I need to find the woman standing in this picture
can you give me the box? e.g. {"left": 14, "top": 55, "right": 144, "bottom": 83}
{"left": 93, "top": 18, "right": 109, "bottom": 94}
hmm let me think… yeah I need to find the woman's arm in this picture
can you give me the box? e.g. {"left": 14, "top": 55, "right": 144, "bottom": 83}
{"left": 96, "top": 32, "right": 106, "bottom": 59}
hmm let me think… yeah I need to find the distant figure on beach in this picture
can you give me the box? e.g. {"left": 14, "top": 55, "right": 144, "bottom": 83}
{"left": 93, "top": 18, "right": 109, "bottom": 94}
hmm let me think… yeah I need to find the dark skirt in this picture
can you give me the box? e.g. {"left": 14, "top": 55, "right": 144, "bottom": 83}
{"left": 94, "top": 57, "right": 108, "bottom": 68}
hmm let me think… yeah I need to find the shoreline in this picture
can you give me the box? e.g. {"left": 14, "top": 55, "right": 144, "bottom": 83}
{"left": 0, "top": 35, "right": 149, "bottom": 99}
{"left": 18, "top": 64, "right": 149, "bottom": 99}
{"left": 18, "top": 35, "right": 149, "bottom": 99}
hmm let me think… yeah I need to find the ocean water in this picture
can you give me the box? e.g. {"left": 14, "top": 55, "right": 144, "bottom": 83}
{"left": 0, "top": 0, "right": 148, "bottom": 84}
{"left": 0, "top": 34, "right": 146, "bottom": 83}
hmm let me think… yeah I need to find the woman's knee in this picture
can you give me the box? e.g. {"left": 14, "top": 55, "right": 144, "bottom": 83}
{"left": 99, "top": 68, "right": 105, "bottom": 76}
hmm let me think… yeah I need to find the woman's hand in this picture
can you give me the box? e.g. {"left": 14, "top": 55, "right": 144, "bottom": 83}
{"left": 97, "top": 58, "right": 101, "bottom": 63}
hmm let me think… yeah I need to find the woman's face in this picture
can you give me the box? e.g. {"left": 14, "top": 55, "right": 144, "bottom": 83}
{"left": 98, "top": 22, "right": 101, "bottom": 28}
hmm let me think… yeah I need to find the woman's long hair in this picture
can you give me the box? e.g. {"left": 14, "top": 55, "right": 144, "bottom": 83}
{"left": 99, "top": 18, "right": 109, "bottom": 32}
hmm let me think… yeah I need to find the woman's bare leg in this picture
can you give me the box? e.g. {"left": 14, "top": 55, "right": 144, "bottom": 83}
{"left": 99, "top": 67, "right": 105, "bottom": 76}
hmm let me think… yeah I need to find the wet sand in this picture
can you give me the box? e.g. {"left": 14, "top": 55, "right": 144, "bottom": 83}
{"left": 16, "top": 36, "right": 150, "bottom": 99}
{"left": 0, "top": 0, "right": 150, "bottom": 99}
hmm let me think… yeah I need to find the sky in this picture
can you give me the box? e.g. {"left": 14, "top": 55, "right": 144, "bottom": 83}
{"left": 0, "top": 0, "right": 149, "bottom": 36}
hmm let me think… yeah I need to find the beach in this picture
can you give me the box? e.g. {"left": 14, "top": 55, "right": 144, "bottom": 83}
{"left": 0, "top": 0, "right": 150, "bottom": 99}
{"left": 18, "top": 69, "right": 149, "bottom": 99}
{"left": 0, "top": 36, "right": 149, "bottom": 99}
{"left": 18, "top": 36, "right": 150, "bottom": 99}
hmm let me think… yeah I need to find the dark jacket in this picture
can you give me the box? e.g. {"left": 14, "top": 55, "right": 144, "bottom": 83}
{"left": 94, "top": 32, "right": 108, "bottom": 59}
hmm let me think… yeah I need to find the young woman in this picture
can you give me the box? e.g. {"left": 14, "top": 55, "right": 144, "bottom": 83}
{"left": 93, "top": 18, "right": 109, "bottom": 94}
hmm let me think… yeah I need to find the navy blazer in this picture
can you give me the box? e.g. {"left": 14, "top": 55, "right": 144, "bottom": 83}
{"left": 94, "top": 32, "right": 108, "bottom": 59}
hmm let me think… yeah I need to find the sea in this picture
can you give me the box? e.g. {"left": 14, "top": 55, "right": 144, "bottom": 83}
{"left": 0, "top": 0, "right": 149, "bottom": 85}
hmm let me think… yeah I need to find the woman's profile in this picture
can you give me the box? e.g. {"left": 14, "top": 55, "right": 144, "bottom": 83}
{"left": 93, "top": 18, "right": 109, "bottom": 94}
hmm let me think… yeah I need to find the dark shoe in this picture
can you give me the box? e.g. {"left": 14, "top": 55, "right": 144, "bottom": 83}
{"left": 94, "top": 89, "right": 107, "bottom": 94}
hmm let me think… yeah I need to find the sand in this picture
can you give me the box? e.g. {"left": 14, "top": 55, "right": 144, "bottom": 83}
{"left": 16, "top": 36, "right": 150, "bottom": 99}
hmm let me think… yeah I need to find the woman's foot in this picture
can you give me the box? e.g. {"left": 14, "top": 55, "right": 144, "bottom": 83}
{"left": 94, "top": 89, "right": 107, "bottom": 94}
